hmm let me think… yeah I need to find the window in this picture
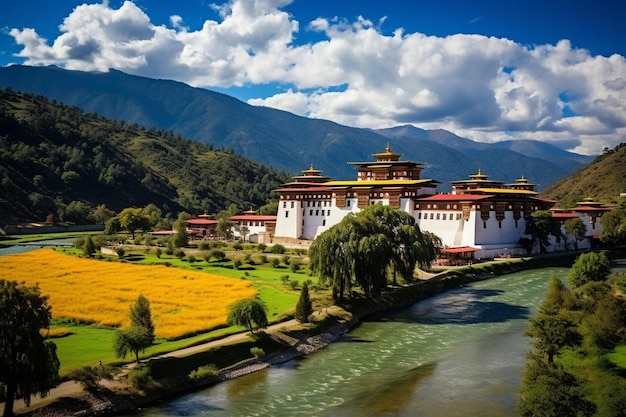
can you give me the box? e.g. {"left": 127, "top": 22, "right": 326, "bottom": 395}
{"left": 316, "top": 210, "right": 319, "bottom": 216}
{"left": 291, "top": 201, "right": 294, "bottom": 208}
{"left": 283, "top": 202, "right": 287, "bottom": 208}
{"left": 310, "top": 210, "right": 313, "bottom": 215}
{"left": 418, "top": 213, "right": 422, "bottom": 219}
{"left": 442, "top": 213, "right": 447, "bottom": 220}
{"left": 285, "top": 211, "right": 289, "bottom": 218}
{"left": 483, "top": 221, "right": 487, "bottom": 228}
{"left": 347, "top": 200, "right": 351, "bottom": 207}
{"left": 436, "top": 213, "right": 440, "bottom": 220}
{"left": 322, "top": 220, "right": 326, "bottom": 226}
{"left": 498, "top": 221, "right": 502, "bottom": 229}
{"left": 430, "top": 213, "right": 434, "bottom": 220}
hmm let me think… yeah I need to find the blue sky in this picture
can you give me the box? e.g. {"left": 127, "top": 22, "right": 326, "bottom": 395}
{"left": 2, "top": 0, "right": 626, "bottom": 155}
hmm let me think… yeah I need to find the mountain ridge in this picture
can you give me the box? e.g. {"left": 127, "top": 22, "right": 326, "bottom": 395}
{"left": 0, "top": 65, "right": 594, "bottom": 190}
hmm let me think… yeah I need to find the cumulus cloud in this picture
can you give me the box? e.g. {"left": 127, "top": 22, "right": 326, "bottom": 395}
{"left": 8, "top": 0, "right": 626, "bottom": 154}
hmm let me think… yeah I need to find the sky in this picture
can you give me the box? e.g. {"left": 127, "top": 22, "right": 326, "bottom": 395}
{"left": 2, "top": 0, "right": 626, "bottom": 155}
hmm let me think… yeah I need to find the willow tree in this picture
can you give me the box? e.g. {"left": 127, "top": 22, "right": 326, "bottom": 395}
{"left": 309, "top": 204, "right": 441, "bottom": 302}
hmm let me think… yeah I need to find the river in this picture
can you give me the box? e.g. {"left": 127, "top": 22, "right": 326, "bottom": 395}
{"left": 127, "top": 266, "right": 574, "bottom": 417}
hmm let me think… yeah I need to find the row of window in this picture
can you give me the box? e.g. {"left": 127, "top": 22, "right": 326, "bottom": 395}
{"left": 417, "top": 212, "right": 463, "bottom": 221}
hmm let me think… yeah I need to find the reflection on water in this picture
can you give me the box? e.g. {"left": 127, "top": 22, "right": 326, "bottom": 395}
{"left": 123, "top": 267, "right": 569, "bottom": 417}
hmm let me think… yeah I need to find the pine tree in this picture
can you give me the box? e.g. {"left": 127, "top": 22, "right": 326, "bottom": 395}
{"left": 295, "top": 282, "right": 313, "bottom": 323}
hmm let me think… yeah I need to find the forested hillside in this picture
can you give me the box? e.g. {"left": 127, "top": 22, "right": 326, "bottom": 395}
{"left": 0, "top": 89, "right": 289, "bottom": 224}
{"left": 540, "top": 143, "right": 626, "bottom": 208}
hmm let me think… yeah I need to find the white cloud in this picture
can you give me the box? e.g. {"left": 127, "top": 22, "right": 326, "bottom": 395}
{"left": 8, "top": 0, "right": 626, "bottom": 154}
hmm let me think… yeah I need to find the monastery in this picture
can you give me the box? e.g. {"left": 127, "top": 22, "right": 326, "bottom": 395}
{"left": 270, "top": 145, "right": 611, "bottom": 259}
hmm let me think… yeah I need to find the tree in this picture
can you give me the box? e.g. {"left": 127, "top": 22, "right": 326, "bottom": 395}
{"left": 82, "top": 235, "right": 96, "bottom": 258}
{"left": 0, "top": 280, "right": 60, "bottom": 417}
{"left": 239, "top": 225, "right": 250, "bottom": 242}
{"left": 227, "top": 298, "right": 268, "bottom": 333}
{"left": 295, "top": 282, "right": 313, "bottom": 323}
{"left": 563, "top": 217, "right": 586, "bottom": 250}
{"left": 129, "top": 295, "right": 155, "bottom": 345}
{"left": 600, "top": 207, "right": 626, "bottom": 246}
{"left": 568, "top": 251, "right": 611, "bottom": 288}
{"left": 92, "top": 204, "right": 115, "bottom": 225}
{"left": 113, "top": 326, "right": 153, "bottom": 364}
{"left": 524, "top": 211, "right": 559, "bottom": 254}
{"left": 118, "top": 207, "right": 151, "bottom": 239}
{"left": 112, "top": 295, "right": 155, "bottom": 363}
{"left": 309, "top": 205, "right": 440, "bottom": 302}
{"left": 525, "top": 277, "right": 582, "bottom": 365}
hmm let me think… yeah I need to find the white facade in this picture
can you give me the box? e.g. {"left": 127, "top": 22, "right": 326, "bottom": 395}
{"left": 272, "top": 147, "right": 613, "bottom": 259}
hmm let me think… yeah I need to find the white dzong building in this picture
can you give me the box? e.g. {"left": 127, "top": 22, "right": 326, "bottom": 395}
{"left": 271, "top": 146, "right": 607, "bottom": 259}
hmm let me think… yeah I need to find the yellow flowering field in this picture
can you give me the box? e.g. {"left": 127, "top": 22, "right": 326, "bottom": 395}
{"left": 1, "top": 249, "right": 257, "bottom": 339}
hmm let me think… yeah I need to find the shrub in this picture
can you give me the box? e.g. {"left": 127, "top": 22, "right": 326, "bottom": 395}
{"left": 188, "top": 255, "right": 196, "bottom": 263}
{"left": 116, "top": 247, "right": 125, "bottom": 257}
{"left": 257, "top": 243, "right": 267, "bottom": 252}
{"left": 250, "top": 347, "right": 266, "bottom": 358}
{"left": 281, "top": 255, "right": 291, "bottom": 265}
{"left": 67, "top": 365, "right": 114, "bottom": 391}
{"left": 270, "top": 244, "right": 286, "bottom": 254}
{"left": 289, "top": 280, "right": 299, "bottom": 290}
{"left": 127, "top": 366, "right": 156, "bottom": 391}
{"left": 233, "top": 259, "right": 243, "bottom": 270}
{"left": 280, "top": 275, "right": 290, "bottom": 283}
{"left": 188, "top": 364, "right": 219, "bottom": 382}
{"left": 270, "top": 258, "right": 280, "bottom": 268}
{"left": 259, "top": 255, "right": 268, "bottom": 264}
{"left": 289, "top": 259, "right": 301, "bottom": 273}
{"left": 155, "top": 248, "right": 162, "bottom": 258}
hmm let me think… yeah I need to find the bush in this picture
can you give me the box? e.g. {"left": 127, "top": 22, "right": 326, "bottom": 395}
{"left": 116, "top": 247, "right": 125, "bottom": 257}
{"left": 155, "top": 248, "right": 162, "bottom": 258}
{"left": 271, "top": 258, "right": 280, "bottom": 268}
{"left": 233, "top": 259, "right": 243, "bottom": 270}
{"left": 250, "top": 347, "right": 266, "bottom": 358}
{"left": 289, "top": 280, "right": 299, "bottom": 290}
{"left": 188, "top": 364, "right": 219, "bottom": 382}
{"left": 233, "top": 242, "right": 243, "bottom": 251}
{"left": 175, "top": 249, "right": 186, "bottom": 259}
{"left": 289, "top": 259, "right": 301, "bottom": 273}
{"left": 127, "top": 366, "right": 156, "bottom": 391}
{"left": 188, "top": 255, "right": 196, "bottom": 263}
{"left": 259, "top": 255, "right": 268, "bottom": 264}
{"left": 258, "top": 243, "right": 267, "bottom": 252}
{"left": 67, "top": 365, "right": 114, "bottom": 391}
{"left": 270, "top": 244, "right": 286, "bottom": 254}
{"left": 280, "top": 275, "right": 290, "bottom": 283}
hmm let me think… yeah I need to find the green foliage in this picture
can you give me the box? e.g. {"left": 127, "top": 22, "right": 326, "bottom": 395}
{"left": 113, "top": 295, "right": 155, "bottom": 363}
{"left": 289, "top": 259, "right": 301, "bottom": 273}
{"left": 0, "top": 280, "right": 60, "bottom": 416}
{"left": 66, "top": 365, "right": 114, "bottom": 391}
{"left": 295, "top": 282, "right": 313, "bottom": 323}
{"left": 271, "top": 258, "right": 280, "bottom": 268}
{"left": 309, "top": 204, "right": 440, "bottom": 302}
{"left": 250, "top": 347, "right": 266, "bottom": 358}
{"left": 600, "top": 207, "right": 626, "bottom": 246}
{"left": 0, "top": 89, "right": 289, "bottom": 222}
{"left": 116, "top": 247, "right": 125, "bottom": 257}
{"left": 127, "top": 365, "right": 157, "bottom": 391}
{"left": 524, "top": 210, "right": 560, "bottom": 254}
{"left": 568, "top": 252, "right": 611, "bottom": 288}
{"left": 82, "top": 235, "right": 96, "bottom": 258}
{"left": 227, "top": 298, "right": 269, "bottom": 333}
{"left": 188, "top": 364, "right": 219, "bottom": 382}
{"left": 563, "top": 217, "right": 586, "bottom": 250}
{"left": 270, "top": 244, "right": 286, "bottom": 254}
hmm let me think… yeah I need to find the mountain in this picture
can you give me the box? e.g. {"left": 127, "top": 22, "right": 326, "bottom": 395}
{"left": 540, "top": 143, "right": 626, "bottom": 207}
{"left": 0, "top": 65, "right": 593, "bottom": 190}
{"left": 0, "top": 89, "right": 289, "bottom": 223}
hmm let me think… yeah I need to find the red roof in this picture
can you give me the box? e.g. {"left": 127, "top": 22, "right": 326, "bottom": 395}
{"left": 417, "top": 194, "right": 491, "bottom": 202}
{"left": 185, "top": 218, "right": 218, "bottom": 225}
{"left": 551, "top": 212, "right": 578, "bottom": 219}
{"left": 441, "top": 246, "right": 480, "bottom": 253}
{"left": 273, "top": 186, "right": 331, "bottom": 193}
{"left": 572, "top": 206, "right": 612, "bottom": 212}
{"left": 230, "top": 215, "right": 277, "bottom": 221}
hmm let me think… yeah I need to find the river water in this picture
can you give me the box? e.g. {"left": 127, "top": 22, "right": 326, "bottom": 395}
{"left": 128, "top": 266, "right": 572, "bottom": 417}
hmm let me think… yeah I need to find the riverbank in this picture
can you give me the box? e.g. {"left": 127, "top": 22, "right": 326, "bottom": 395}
{"left": 11, "top": 254, "right": 581, "bottom": 417}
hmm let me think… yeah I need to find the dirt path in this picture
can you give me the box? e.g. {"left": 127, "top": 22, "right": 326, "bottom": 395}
{"left": 1, "top": 319, "right": 301, "bottom": 416}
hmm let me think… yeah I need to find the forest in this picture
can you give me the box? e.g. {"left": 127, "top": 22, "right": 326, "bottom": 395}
{"left": 0, "top": 89, "right": 290, "bottom": 224}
